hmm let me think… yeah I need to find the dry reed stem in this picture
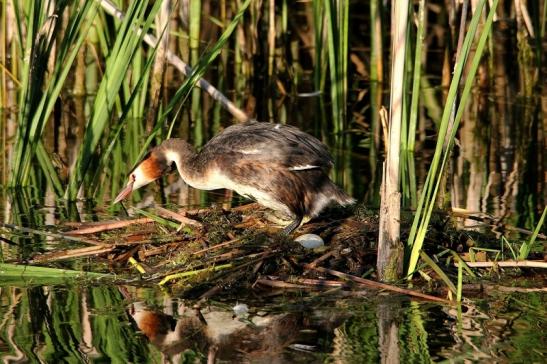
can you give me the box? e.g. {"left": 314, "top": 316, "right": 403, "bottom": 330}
{"left": 255, "top": 279, "right": 308, "bottom": 289}
{"left": 293, "top": 278, "right": 348, "bottom": 288}
{"left": 1, "top": 223, "right": 101, "bottom": 245}
{"left": 462, "top": 284, "right": 547, "bottom": 293}
{"left": 154, "top": 206, "right": 203, "bottom": 227}
{"left": 31, "top": 245, "right": 115, "bottom": 263}
{"left": 230, "top": 202, "right": 261, "bottom": 212}
{"left": 308, "top": 266, "right": 451, "bottom": 304}
{"left": 304, "top": 250, "right": 334, "bottom": 269}
{"left": 456, "top": 260, "right": 547, "bottom": 269}
{"left": 141, "top": 244, "right": 178, "bottom": 258}
{"left": 65, "top": 218, "right": 154, "bottom": 235}
{"left": 191, "top": 238, "right": 241, "bottom": 256}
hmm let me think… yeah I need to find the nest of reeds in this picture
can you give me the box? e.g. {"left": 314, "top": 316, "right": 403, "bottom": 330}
{"left": 25, "top": 202, "right": 483, "bottom": 303}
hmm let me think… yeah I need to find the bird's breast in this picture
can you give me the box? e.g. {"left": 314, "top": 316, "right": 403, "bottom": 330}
{"left": 179, "top": 168, "right": 228, "bottom": 190}
{"left": 180, "top": 168, "right": 293, "bottom": 217}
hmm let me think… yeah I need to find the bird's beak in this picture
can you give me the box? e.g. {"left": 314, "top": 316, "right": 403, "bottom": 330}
{"left": 113, "top": 180, "right": 135, "bottom": 204}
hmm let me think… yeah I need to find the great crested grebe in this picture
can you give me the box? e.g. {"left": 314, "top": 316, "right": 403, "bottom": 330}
{"left": 114, "top": 122, "right": 355, "bottom": 234}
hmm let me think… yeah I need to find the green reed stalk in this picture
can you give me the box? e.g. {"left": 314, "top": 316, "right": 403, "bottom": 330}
{"left": 419, "top": 251, "right": 457, "bottom": 296}
{"left": 401, "top": 0, "right": 425, "bottom": 208}
{"left": 0, "top": 263, "right": 107, "bottom": 282}
{"left": 457, "top": 259, "right": 463, "bottom": 302}
{"left": 366, "top": 0, "right": 383, "bottom": 207}
{"left": 400, "top": 47, "right": 413, "bottom": 207}
{"left": 148, "top": 0, "right": 171, "bottom": 133}
{"left": 0, "top": 0, "right": 6, "bottom": 111}
{"left": 190, "top": 0, "right": 203, "bottom": 146}
{"left": 10, "top": 1, "right": 97, "bottom": 191}
{"left": 542, "top": 0, "right": 547, "bottom": 37}
{"left": 36, "top": 142, "right": 63, "bottom": 196}
{"left": 312, "top": 0, "right": 327, "bottom": 91}
{"left": 406, "top": 0, "right": 500, "bottom": 277}
{"left": 0, "top": 0, "right": 9, "bottom": 186}
{"left": 324, "top": 0, "right": 349, "bottom": 135}
{"left": 407, "top": 0, "right": 426, "bottom": 152}
{"left": 369, "top": 0, "right": 383, "bottom": 163}
{"left": 267, "top": 0, "right": 276, "bottom": 79}
{"left": 211, "top": 0, "right": 227, "bottom": 134}
{"left": 66, "top": 0, "right": 161, "bottom": 200}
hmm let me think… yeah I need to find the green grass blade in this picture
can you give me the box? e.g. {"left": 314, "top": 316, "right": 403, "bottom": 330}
{"left": 133, "top": 208, "right": 180, "bottom": 229}
{"left": 35, "top": 141, "right": 64, "bottom": 196}
{"left": 419, "top": 251, "right": 457, "bottom": 296}
{"left": 0, "top": 263, "right": 109, "bottom": 286}
{"left": 323, "top": 0, "right": 349, "bottom": 135}
{"left": 66, "top": 0, "right": 162, "bottom": 200}
{"left": 407, "top": 0, "right": 426, "bottom": 152}
{"left": 519, "top": 206, "right": 547, "bottom": 259}
{"left": 159, "top": 263, "right": 233, "bottom": 286}
{"left": 406, "top": 0, "right": 499, "bottom": 276}
{"left": 10, "top": 1, "right": 97, "bottom": 187}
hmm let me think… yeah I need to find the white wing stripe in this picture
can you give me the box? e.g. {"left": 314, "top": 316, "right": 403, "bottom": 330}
{"left": 288, "top": 165, "right": 319, "bottom": 171}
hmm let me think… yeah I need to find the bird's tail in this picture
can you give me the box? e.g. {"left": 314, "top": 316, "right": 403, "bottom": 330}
{"left": 329, "top": 184, "right": 356, "bottom": 206}
{"left": 308, "top": 181, "right": 356, "bottom": 218}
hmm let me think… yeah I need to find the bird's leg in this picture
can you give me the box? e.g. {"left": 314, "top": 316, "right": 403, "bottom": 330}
{"left": 281, "top": 215, "right": 303, "bottom": 235}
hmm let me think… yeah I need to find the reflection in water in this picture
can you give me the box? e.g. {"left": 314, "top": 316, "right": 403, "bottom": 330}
{"left": 0, "top": 285, "right": 545, "bottom": 362}
{"left": 450, "top": 20, "right": 544, "bottom": 232}
{"left": 130, "top": 300, "right": 306, "bottom": 363}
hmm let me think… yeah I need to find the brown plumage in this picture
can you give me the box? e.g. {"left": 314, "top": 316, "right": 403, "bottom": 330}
{"left": 114, "top": 122, "right": 355, "bottom": 234}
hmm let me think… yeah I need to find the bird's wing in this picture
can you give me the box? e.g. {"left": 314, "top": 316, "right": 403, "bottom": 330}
{"left": 200, "top": 122, "right": 333, "bottom": 171}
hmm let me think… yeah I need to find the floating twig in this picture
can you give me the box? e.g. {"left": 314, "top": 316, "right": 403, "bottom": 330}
{"left": 115, "top": 235, "right": 187, "bottom": 246}
{"left": 257, "top": 277, "right": 348, "bottom": 289}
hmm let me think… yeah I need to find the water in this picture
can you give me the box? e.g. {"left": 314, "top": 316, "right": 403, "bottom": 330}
{"left": 1, "top": 284, "right": 545, "bottom": 363}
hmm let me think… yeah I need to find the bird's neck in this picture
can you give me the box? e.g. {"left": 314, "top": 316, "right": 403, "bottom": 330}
{"left": 162, "top": 142, "right": 203, "bottom": 184}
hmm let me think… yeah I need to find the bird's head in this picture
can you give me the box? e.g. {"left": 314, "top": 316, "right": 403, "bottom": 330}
{"left": 113, "top": 148, "right": 172, "bottom": 204}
